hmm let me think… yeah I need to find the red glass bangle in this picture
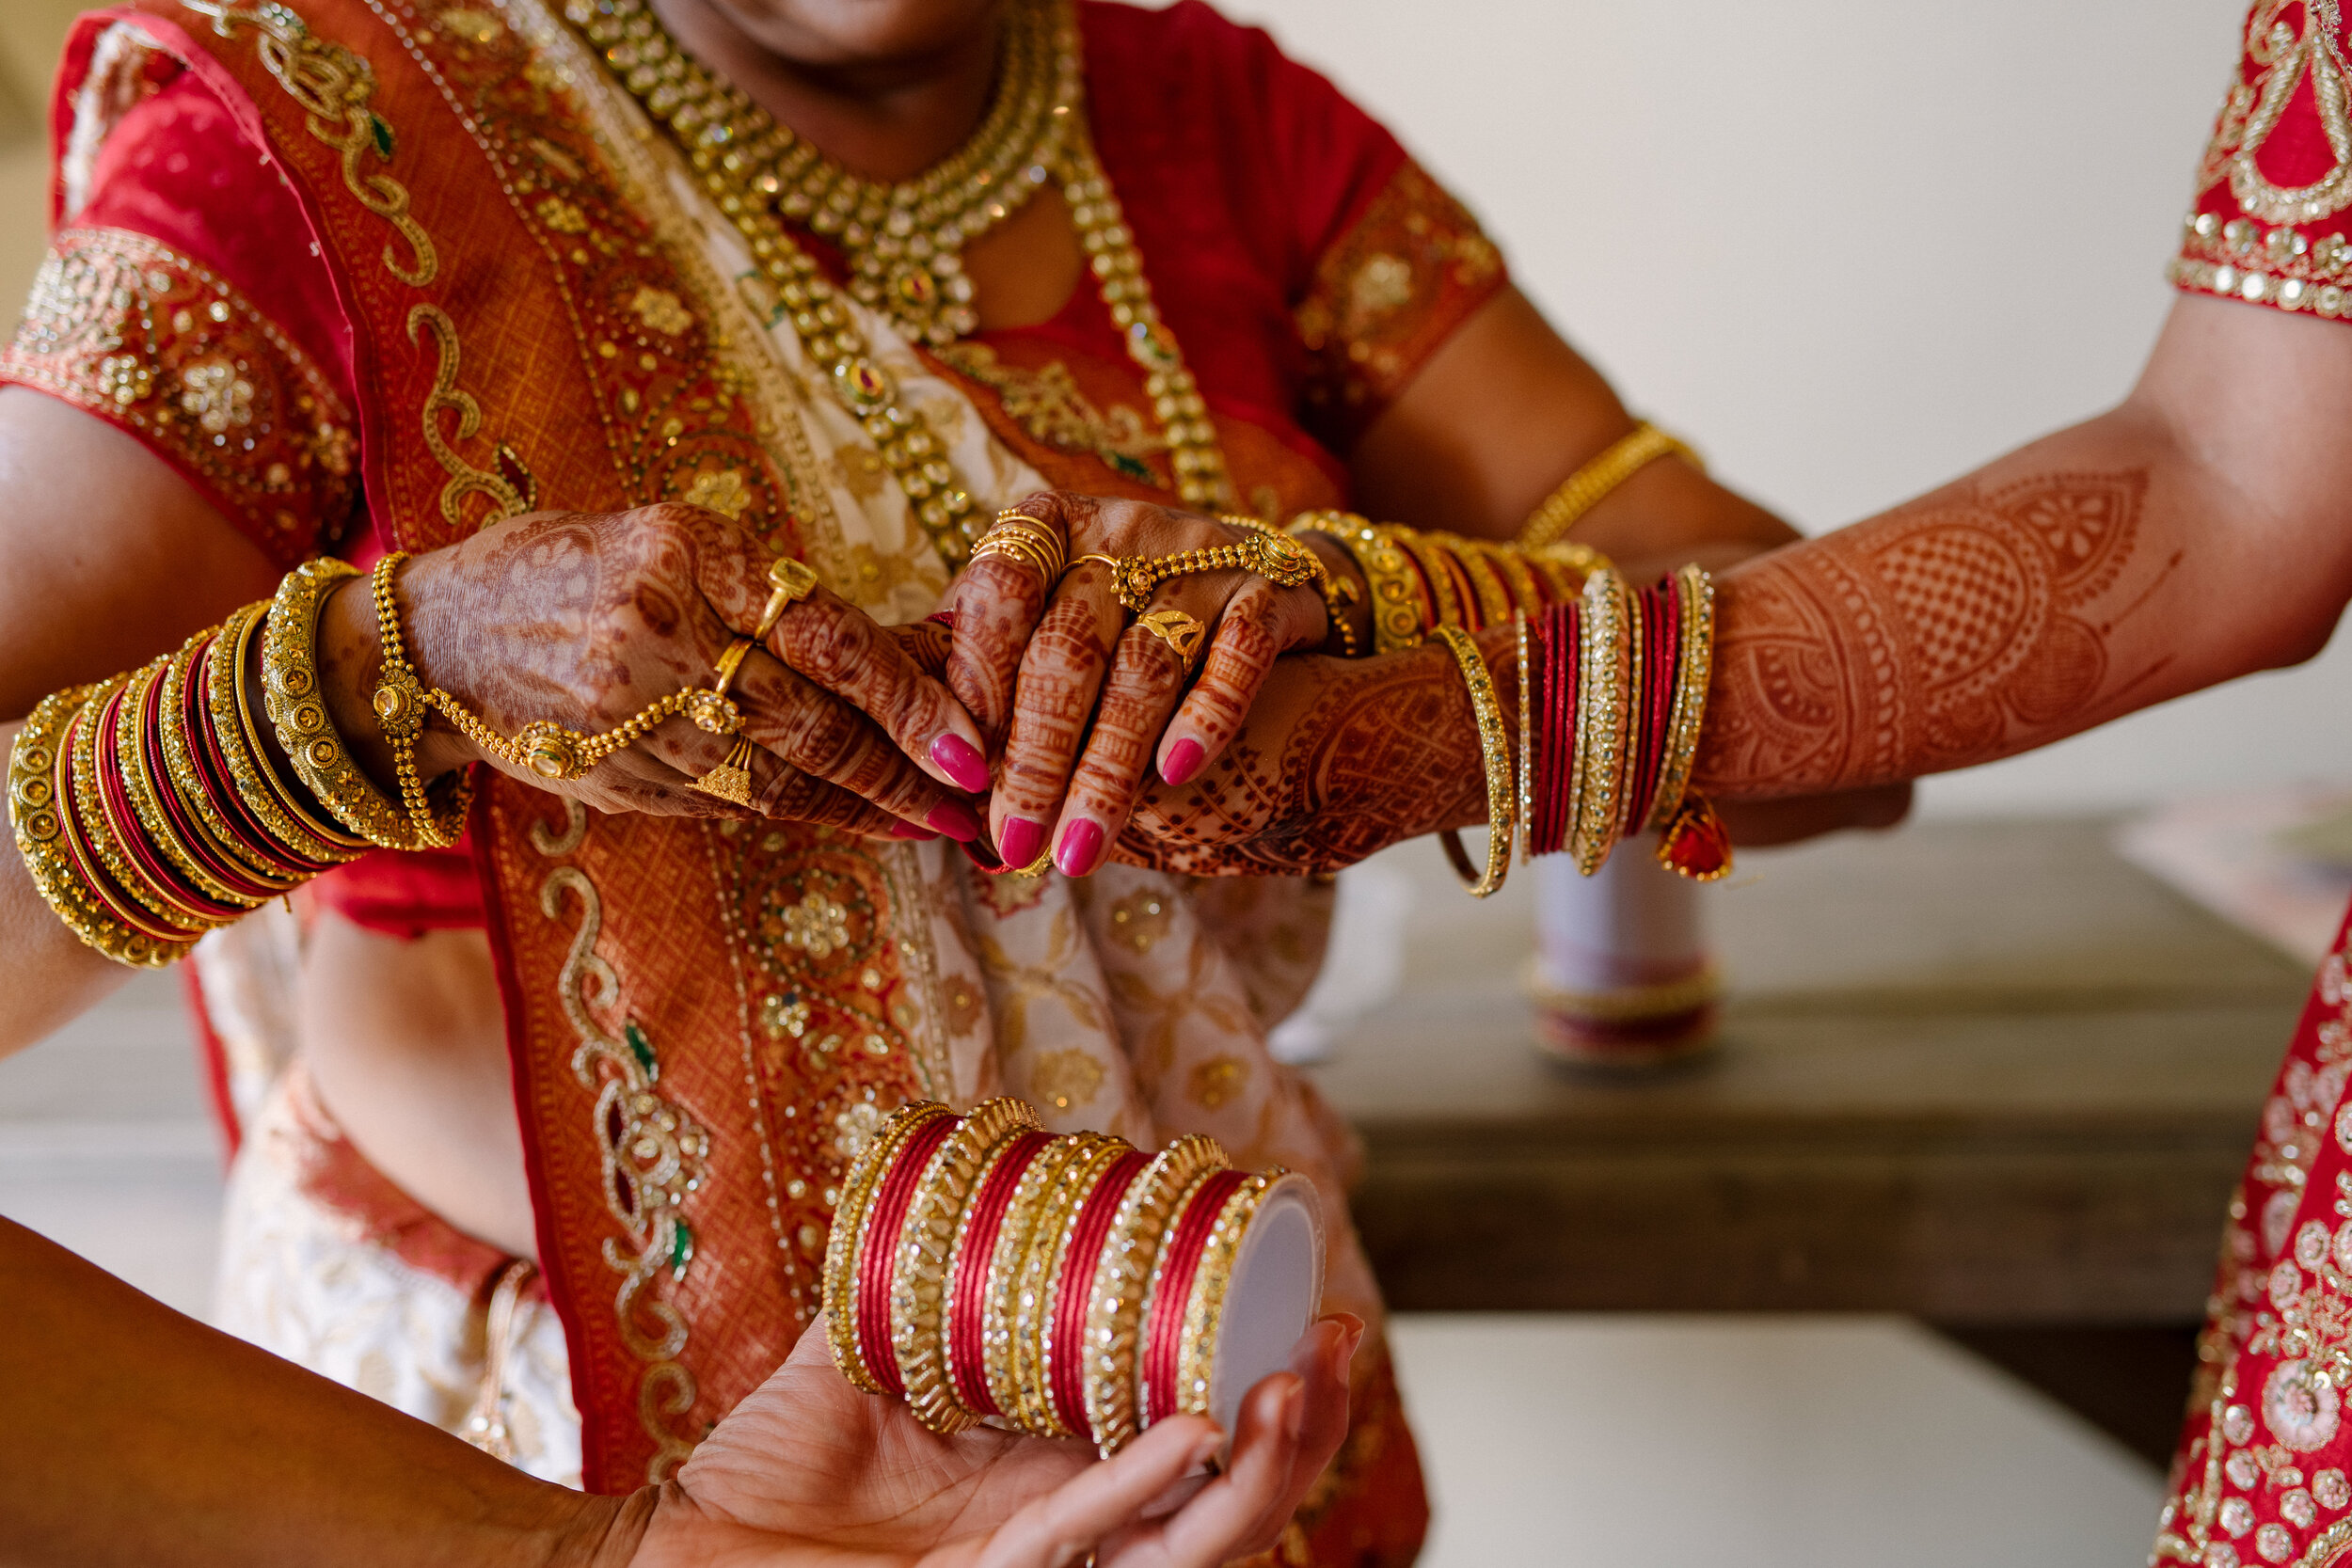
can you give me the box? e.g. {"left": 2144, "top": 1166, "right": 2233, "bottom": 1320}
{"left": 1140, "top": 1166, "right": 1248, "bottom": 1429}
{"left": 188, "top": 638, "right": 341, "bottom": 879}
{"left": 1623, "top": 579, "right": 1678, "bottom": 837}
{"left": 1532, "top": 601, "right": 1580, "bottom": 858}
{"left": 854, "top": 1112, "right": 958, "bottom": 1398}
{"left": 1046, "top": 1148, "right": 1151, "bottom": 1436}
{"left": 56, "top": 702, "right": 204, "bottom": 945}
{"left": 143, "top": 651, "right": 289, "bottom": 903}
{"left": 94, "top": 672, "right": 241, "bottom": 925}
{"left": 945, "top": 1129, "right": 1052, "bottom": 1418}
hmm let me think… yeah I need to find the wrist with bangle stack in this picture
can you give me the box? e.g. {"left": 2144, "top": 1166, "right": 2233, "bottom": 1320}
{"left": 8, "top": 550, "right": 754, "bottom": 969}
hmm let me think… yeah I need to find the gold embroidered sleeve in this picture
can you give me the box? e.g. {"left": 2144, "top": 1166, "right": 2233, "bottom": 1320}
{"left": 0, "top": 228, "right": 359, "bottom": 562}
{"left": 1295, "top": 161, "right": 1508, "bottom": 451}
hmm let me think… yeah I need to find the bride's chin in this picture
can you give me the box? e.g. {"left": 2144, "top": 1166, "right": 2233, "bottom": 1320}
{"left": 684, "top": 0, "right": 1006, "bottom": 67}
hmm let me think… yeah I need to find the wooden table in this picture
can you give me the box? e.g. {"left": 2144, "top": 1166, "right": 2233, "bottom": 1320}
{"left": 1313, "top": 818, "right": 2312, "bottom": 1323}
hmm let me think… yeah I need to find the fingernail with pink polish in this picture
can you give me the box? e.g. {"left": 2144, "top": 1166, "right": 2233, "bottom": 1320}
{"left": 997, "top": 816, "right": 1043, "bottom": 870}
{"left": 927, "top": 799, "right": 982, "bottom": 843}
{"left": 1055, "top": 818, "right": 1104, "bottom": 878}
{"left": 930, "top": 734, "right": 991, "bottom": 793}
{"left": 889, "top": 820, "right": 939, "bottom": 841}
{"left": 1160, "top": 737, "right": 1204, "bottom": 786}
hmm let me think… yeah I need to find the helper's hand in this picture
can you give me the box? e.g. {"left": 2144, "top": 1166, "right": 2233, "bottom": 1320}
{"left": 943, "top": 493, "right": 1351, "bottom": 877}
{"left": 322, "top": 505, "right": 993, "bottom": 842}
{"left": 612, "top": 1312, "right": 1361, "bottom": 1568}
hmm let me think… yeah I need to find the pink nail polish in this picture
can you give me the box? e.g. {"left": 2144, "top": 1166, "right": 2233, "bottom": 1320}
{"left": 1161, "top": 737, "right": 1204, "bottom": 786}
{"left": 1055, "top": 818, "right": 1104, "bottom": 878}
{"left": 927, "top": 799, "right": 982, "bottom": 843}
{"left": 998, "top": 816, "right": 1043, "bottom": 870}
{"left": 889, "top": 820, "right": 939, "bottom": 841}
{"left": 930, "top": 733, "right": 991, "bottom": 793}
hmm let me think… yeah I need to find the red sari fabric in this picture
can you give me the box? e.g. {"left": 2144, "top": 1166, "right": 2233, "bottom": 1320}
{"left": 6, "top": 0, "right": 1502, "bottom": 946}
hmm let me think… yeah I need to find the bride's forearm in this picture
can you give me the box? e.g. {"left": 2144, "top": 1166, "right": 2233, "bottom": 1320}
{"left": 0, "top": 717, "right": 135, "bottom": 1058}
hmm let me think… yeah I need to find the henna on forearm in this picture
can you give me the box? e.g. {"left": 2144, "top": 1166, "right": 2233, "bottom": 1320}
{"left": 1694, "top": 467, "right": 2173, "bottom": 799}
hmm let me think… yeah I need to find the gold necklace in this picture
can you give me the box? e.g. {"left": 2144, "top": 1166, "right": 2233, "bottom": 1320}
{"left": 567, "top": 0, "right": 1234, "bottom": 567}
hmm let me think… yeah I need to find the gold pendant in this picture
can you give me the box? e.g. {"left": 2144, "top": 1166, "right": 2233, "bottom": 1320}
{"left": 692, "top": 738, "right": 757, "bottom": 806}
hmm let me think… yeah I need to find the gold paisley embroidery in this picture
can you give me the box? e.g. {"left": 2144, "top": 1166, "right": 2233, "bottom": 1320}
{"left": 538, "top": 862, "right": 708, "bottom": 1483}
{"left": 182, "top": 1, "right": 437, "bottom": 286}
{"left": 1031, "top": 1047, "right": 1105, "bottom": 1112}
{"left": 407, "top": 304, "right": 536, "bottom": 529}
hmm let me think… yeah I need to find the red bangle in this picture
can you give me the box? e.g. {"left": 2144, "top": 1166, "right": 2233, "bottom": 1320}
{"left": 143, "top": 651, "right": 290, "bottom": 903}
{"left": 94, "top": 672, "right": 241, "bottom": 924}
{"left": 1139, "top": 1167, "right": 1248, "bottom": 1428}
{"left": 1046, "top": 1148, "right": 1151, "bottom": 1435}
{"left": 945, "top": 1129, "right": 1052, "bottom": 1418}
{"left": 854, "top": 1113, "right": 957, "bottom": 1398}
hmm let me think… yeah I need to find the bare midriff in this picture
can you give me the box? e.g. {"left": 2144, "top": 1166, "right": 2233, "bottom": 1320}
{"left": 294, "top": 914, "right": 536, "bottom": 1259}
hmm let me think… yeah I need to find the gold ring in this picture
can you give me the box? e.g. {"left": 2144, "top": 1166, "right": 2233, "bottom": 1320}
{"left": 709, "top": 636, "right": 755, "bottom": 700}
{"left": 971, "top": 528, "right": 1066, "bottom": 587}
{"left": 753, "top": 556, "right": 822, "bottom": 642}
{"left": 1135, "top": 608, "right": 1206, "bottom": 669}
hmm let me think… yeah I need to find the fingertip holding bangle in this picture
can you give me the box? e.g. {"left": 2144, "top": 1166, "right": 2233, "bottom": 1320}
{"left": 996, "top": 816, "right": 1044, "bottom": 871}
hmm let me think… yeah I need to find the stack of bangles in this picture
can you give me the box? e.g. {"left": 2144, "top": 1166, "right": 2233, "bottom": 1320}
{"left": 825, "top": 1098, "right": 1324, "bottom": 1457}
{"left": 8, "top": 553, "right": 787, "bottom": 968}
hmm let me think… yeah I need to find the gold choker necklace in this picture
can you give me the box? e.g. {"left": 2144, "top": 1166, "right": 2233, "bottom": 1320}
{"left": 569, "top": 0, "right": 1233, "bottom": 564}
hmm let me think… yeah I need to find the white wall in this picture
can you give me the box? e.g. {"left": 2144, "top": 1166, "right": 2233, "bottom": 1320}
{"left": 1180, "top": 0, "right": 2352, "bottom": 814}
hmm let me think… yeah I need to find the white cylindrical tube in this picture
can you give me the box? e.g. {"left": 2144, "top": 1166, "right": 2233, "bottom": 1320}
{"left": 1528, "top": 838, "right": 1721, "bottom": 1068}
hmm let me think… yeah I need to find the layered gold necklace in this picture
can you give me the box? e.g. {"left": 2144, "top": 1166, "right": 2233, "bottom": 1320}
{"left": 566, "top": 0, "right": 1235, "bottom": 566}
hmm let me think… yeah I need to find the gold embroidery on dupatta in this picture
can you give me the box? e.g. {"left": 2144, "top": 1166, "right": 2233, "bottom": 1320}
{"left": 539, "top": 862, "right": 708, "bottom": 1481}
{"left": 408, "top": 304, "right": 537, "bottom": 527}
{"left": 182, "top": 2, "right": 438, "bottom": 285}
{"left": 931, "top": 341, "right": 1166, "bottom": 485}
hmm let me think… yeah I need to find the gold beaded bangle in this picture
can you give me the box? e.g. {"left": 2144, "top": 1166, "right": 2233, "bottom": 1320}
{"left": 1519, "top": 422, "right": 1704, "bottom": 550}
{"left": 1645, "top": 563, "right": 1717, "bottom": 832}
{"left": 113, "top": 656, "right": 247, "bottom": 915}
{"left": 1466, "top": 538, "right": 1549, "bottom": 619}
{"left": 893, "top": 1098, "right": 1040, "bottom": 1433}
{"left": 1527, "top": 540, "right": 1613, "bottom": 603}
{"left": 1288, "top": 512, "right": 1424, "bottom": 654}
{"left": 368, "top": 553, "right": 471, "bottom": 851}
{"left": 1082, "top": 1132, "right": 1229, "bottom": 1454}
{"left": 9, "top": 684, "right": 188, "bottom": 968}
{"left": 1614, "top": 581, "right": 1648, "bottom": 844}
{"left": 1016, "top": 1136, "right": 1133, "bottom": 1438}
{"left": 1570, "top": 567, "right": 1633, "bottom": 876}
{"left": 1432, "top": 625, "right": 1515, "bottom": 898}
{"left": 263, "top": 559, "right": 418, "bottom": 851}
{"left": 215, "top": 603, "right": 370, "bottom": 863}
{"left": 981, "top": 1132, "right": 1103, "bottom": 1426}
{"left": 68, "top": 668, "right": 214, "bottom": 934}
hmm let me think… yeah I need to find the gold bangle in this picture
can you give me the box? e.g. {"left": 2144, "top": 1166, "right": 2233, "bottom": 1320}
{"left": 113, "top": 655, "right": 250, "bottom": 914}
{"left": 69, "top": 667, "right": 218, "bottom": 934}
{"left": 1171, "top": 1170, "right": 1301, "bottom": 1422}
{"left": 986, "top": 1133, "right": 1109, "bottom": 1431}
{"left": 1016, "top": 1137, "right": 1133, "bottom": 1438}
{"left": 1519, "top": 422, "right": 1704, "bottom": 549}
{"left": 10, "top": 683, "right": 189, "bottom": 967}
{"left": 1387, "top": 526, "right": 1463, "bottom": 633}
{"left": 893, "top": 1098, "right": 1041, "bottom": 1434}
{"left": 1288, "top": 511, "right": 1419, "bottom": 654}
{"left": 1645, "top": 563, "right": 1716, "bottom": 832}
{"left": 1433, "top": 534, "right": 1517, "bottom": 627}
{"left": 1463, "top": 538, "right": 1549, "bottom": 619}
{"left": 1570, "top": 567, "right": 1632, "bottom": 876}
{"left": 263, "top": 559, "right": 418, "bottom": 850}
{"left": 368, "top": 554, "right": 471, "bottom": 851}
{"left": 1516, "top": 612, "right": 1534, "bottom": 870}
{"left": 1083, "top": 1132, "right": 1228, "bottom": 1454}
{"left": 1614, "top": 581, "right": 1648, "bottom": 844}
{"left": 1432, "top": 625, "right": 1515, "bottom": 898}
{"left": 215, "top": 604, "right": 370, "bottom": 863}
{"left": 155, "top": 628, "right": 305, "bottom": 895}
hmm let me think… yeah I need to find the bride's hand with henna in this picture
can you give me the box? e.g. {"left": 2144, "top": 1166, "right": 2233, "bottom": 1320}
{"left": 942, "top": 492, "right": 1357, "bottom": 876}
{"left": 312, "top": 504, "right": 994, "bottom": 841}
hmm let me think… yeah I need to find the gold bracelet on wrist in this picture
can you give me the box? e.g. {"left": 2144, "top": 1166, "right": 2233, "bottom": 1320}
{"left": 1385, "top": 525, "right": 1463, "bottom": 634}
{"left": 1519, "top": 422, "right": 1704, "bottom": 550}
{"left": 367, "top": 553, "right": 471, "bottom": 849}
{"left": 1570, "top": 566, "right": 1632, "bottom": 876}
{"left": 263, "top": 559, "right": 419, "bottom": 850}
{"left": 1432, "top": 534, "right": 1515, "bottom": 627}
{"left": 1432, "top": 625, "right": 1515, "bottom": 898}
{"left": 1288, "top": 512, "right": 1424, "bottom": 654}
